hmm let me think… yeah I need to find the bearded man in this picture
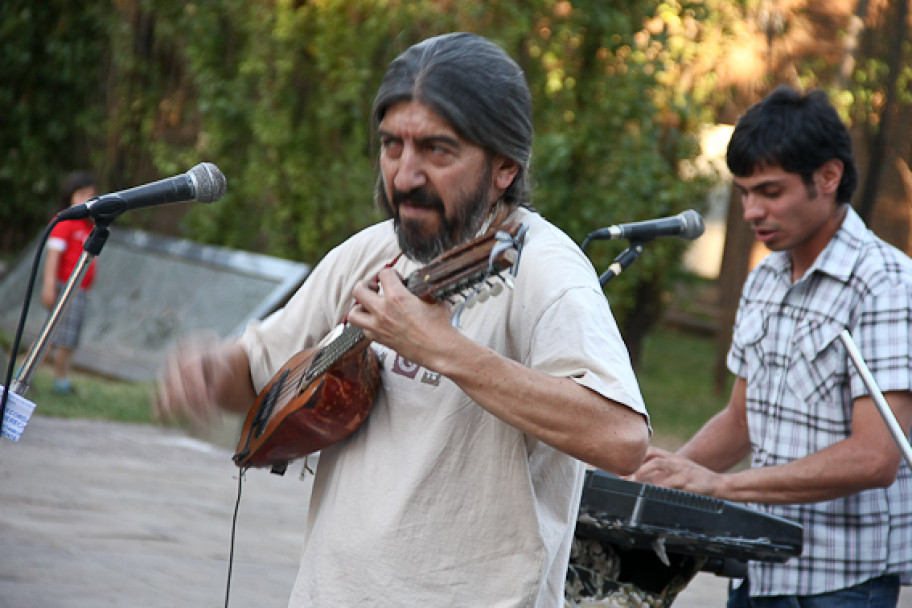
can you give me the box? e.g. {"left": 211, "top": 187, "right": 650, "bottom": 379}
{"left": 157, "top": 32, "right": 650, "bottom": 607}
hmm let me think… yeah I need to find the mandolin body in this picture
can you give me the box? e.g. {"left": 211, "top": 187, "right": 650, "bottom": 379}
{"left": 233, "top": 342, "right": 380, "bottom": 470}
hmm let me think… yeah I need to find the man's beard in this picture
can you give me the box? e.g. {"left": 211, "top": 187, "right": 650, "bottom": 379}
{"left": 378, "top": 165, "right": 494, "bottom": 263}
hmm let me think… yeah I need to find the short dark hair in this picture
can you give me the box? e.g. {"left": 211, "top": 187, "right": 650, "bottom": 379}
{"left": 372, "top": 32, "right": 533, "bottom": 208}
{"left": 726, "top": 86, "right": 858, "bottom": 204}
{"left": 58, "top": 170, "right": 97, "bottom": 211}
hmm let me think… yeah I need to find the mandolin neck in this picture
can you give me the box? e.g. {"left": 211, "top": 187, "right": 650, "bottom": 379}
{"left": 304, "top": 220, "right": 522, "bottom": 383}
{"left": 305, "top": 324, "right": 367, "bottom": 382}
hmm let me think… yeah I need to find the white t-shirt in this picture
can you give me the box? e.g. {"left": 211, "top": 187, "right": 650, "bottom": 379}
{"left": 240, "top": 208, "right": 647, "bottom": 607}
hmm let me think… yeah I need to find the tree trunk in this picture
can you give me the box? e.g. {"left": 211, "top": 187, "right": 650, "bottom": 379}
{"left": 856, "top": 0, "right": 908, "bottom": 222}
{"left": 836, "top": 0, "right": 868, "bottom": 89}
{"left": 714, "top": 184, "right": 754, "bottom": 394}
{"left": 621, "top": 276, "right": 664, "bottom": 371}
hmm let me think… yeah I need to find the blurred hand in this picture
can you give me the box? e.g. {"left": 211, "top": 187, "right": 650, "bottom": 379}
{"left": 153, "top": 332, "right": 226, "bottom": 429}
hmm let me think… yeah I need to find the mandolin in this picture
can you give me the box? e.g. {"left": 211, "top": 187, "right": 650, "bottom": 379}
{"left": 233, "top": 221, "right": 525, "bottom": 473}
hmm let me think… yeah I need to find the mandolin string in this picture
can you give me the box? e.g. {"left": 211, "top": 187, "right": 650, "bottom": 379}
{"left": 270, "top": 325, "right": 367, "bottom": 404}
{"left": 268, "top": 253, "right": 403, "bottom": 406}
{"left": 264, "top": 236, "right": 521, "bottom": 405}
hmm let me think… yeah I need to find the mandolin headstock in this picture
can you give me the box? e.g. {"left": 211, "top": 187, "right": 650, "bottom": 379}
{"left": 404, "top": 221, "right": 525, "bottom": 303}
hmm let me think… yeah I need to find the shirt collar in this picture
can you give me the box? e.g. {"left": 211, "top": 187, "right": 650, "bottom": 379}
{"left": 809, "top": 206, "right": 864, "bottom": 283}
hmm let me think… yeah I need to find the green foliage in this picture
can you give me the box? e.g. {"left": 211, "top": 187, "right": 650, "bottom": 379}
{"left": 1, "top": 0, "right": 720, "bottom": 351}
{"left": 25, "top": 366, "right": 154, "bottom": 424}
{"left": 150, "top": 0, "right": 468, "bottom": 260}
{"left": 523, "top": 0, "right": 715, "bottom": 336}
{"left": 166, "top": 0, "right": 715, "bottom": 345}
{"left": 638, "top": 327, "right": 731, "bottom": 440}
{"left": 0, "top": 1, "right": 109, "bottom": 249}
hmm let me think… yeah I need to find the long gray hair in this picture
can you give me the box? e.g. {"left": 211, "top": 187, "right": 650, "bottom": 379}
{"left": 372, "top": 32, "right": 534, "bottom": 209}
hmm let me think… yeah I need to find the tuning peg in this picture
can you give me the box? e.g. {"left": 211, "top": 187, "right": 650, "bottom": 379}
{"left": 475, "top": 285, "right": 491, "bottom": 303}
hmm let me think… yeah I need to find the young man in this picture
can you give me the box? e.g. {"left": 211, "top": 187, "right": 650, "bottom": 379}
{"left": 156, "top": 33, "right": 650, "bottom": 606}
{"left": 635, "top": 86, "right": 912, "bottom": 607}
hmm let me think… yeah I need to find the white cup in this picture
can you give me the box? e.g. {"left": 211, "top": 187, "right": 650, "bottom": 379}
{"left": 1, "top": 386, "right": 37, "bottom": 442}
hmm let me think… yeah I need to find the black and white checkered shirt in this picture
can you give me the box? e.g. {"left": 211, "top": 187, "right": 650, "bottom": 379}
{"left": 728, "top": 207, "right": 912, "bottom": 596}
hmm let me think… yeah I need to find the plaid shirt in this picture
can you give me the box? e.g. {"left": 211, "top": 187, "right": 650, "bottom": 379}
{"left": 728, "top": 207, "right": 912, "bottom": 597}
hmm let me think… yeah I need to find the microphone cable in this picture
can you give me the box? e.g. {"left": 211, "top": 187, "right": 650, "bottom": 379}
{"left": 224, "top": 467, "right": 247, "bottom": 608}
{"left": 1, "top": 217, "right": 60, "bottom": 431}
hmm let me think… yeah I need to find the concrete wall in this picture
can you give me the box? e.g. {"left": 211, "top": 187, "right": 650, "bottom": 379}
{"left": 0, "top": 228, "right": 310, "bottom": 382}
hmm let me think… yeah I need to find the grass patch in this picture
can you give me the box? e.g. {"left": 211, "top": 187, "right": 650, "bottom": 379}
{"left": 637, "top": 327, "right": 732, "bottom": 447}
{"left": 7, "top": 365, "right": 154, "bottom": 424}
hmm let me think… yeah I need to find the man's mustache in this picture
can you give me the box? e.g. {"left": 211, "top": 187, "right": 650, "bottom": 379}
{"left": 392, "top": 187, "right": 444, "bottom": 211}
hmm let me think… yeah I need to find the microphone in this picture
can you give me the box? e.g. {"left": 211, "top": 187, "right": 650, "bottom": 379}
{"left": 586, "top": 209, "right": 705, "bottom": 242}
{"left": 57, "top": 162, "right": 227, "bottom": 221}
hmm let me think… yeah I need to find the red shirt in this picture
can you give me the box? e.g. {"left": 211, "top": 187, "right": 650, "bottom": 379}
{"left": 47, "top": 219, "right": 96, "bottom": 289}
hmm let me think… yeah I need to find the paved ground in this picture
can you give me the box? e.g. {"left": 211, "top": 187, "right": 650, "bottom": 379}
{"left": 1, "top": 417, "right": 909, "bottom": 607}
{"left": 0, "top": 416, "right": 309, "bottom": 608}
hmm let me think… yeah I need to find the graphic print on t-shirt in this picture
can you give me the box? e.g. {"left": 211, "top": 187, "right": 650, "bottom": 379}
{"left": 374, "top": 348, "right": 442, "bottom": 387}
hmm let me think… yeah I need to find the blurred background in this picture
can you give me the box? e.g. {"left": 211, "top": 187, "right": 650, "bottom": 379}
{"left": 2, "top": 0, "right": 911, "bottom": 425}
{"left": 3, "top": 7, "right": 910, "bottom": 604}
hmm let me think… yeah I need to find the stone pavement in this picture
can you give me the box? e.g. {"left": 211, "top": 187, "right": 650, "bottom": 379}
{"left": 0, "top": 417, "right": 908, "bottom": 607}
{"left": 0, "top": 417, "right": 309, "bottom": 608}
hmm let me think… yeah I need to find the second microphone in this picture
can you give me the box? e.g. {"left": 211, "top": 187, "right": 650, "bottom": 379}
{"left": 586, "top": 209, "right": 705, "bottom": 242}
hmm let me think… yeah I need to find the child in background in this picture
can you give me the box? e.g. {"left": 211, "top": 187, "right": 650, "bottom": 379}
{"left": 42, "top": 171, "right": 98, "bottom": 394}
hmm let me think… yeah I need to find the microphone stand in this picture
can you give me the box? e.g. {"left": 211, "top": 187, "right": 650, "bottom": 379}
{"left": 839, "top": 330, "right": 912, "bottom": 471}
{"left": 598, "top": 242, "right": 644, "bottom": 287}
{"left": 9, "top": 218, "right": 111, "bottom": 397}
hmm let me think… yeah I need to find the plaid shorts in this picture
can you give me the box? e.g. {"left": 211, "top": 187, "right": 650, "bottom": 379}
{"left": 50, "top": 283, "right": 88, "bottom": 350}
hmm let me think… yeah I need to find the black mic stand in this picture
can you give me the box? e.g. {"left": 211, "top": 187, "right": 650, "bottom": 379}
{"left": 10, "top": 219, "right": 111, "bottom": 397}
{"left": 598, "top": 242, "right": 644, "bottom": 287}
